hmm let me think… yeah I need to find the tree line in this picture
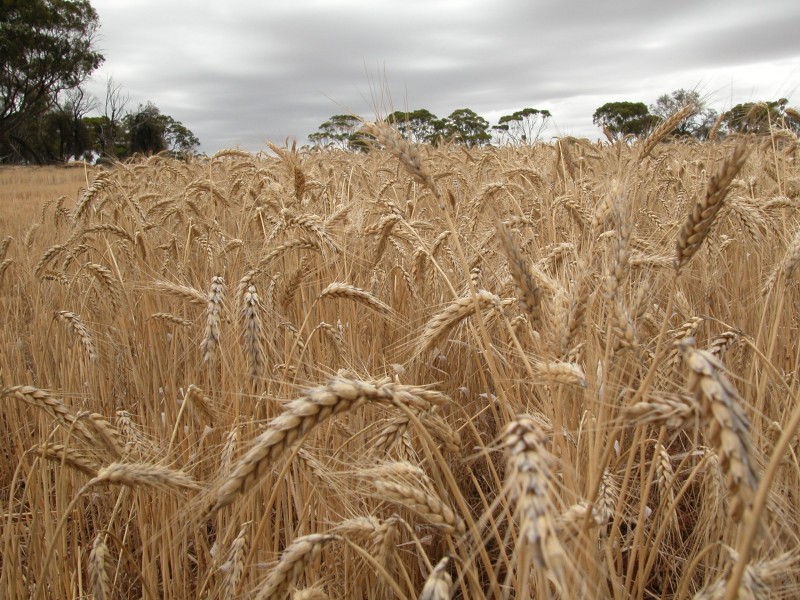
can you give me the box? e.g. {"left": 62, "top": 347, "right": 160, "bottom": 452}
{"left": 3, "top": 2, "right": 798, "bottom": 163}
{"left": 1, "top": 0, "right": 199, "bottom": 164}
{"left": 310, "top": 90, "right": 800, "bottom": 151}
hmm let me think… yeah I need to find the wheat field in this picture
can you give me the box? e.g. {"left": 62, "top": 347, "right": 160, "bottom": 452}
{"left": 1, "top": 124, "right": 799, "bottom": 599}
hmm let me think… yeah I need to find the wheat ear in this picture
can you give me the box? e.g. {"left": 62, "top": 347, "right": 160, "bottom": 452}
{"left": 497, "top": 223, "right": 542, "bottom": 325}
{"left": 89, "top": 534, "right": 112, "bottom": 600}
{"left": 200, "top": 276, "right": 225, "bottom": 363}
{"left": 675, "top": 142, "right": 749, "bottom": 272}
{"left": 89, "top": 462, "right": 200, "bottom": 492}
{"left": 678, "top": 338, "right": 757, "bottom": 521}
{"left": 254, "top": 534, "right": 339, "bottom": 600}
{"left": 419, "top": 556, "right": 453, "bottom": 600}
{"left": 211, "top": 376, "right": 448, "bottom": 513}
{"left": 419, "top": 290, "right": 506, "bottom": 353}
{"left": 503, "top": 415, "right": 564, "bottom": 572}
{"left": 318, "top": 282, "right": 393, "bottom": 316}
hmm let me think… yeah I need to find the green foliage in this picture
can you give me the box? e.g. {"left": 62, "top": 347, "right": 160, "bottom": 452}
{"left": 720, "top": 99, "right": 795, "bottom": 135}
{"left": 592, "top": 101, "right": 658, "bottom": 139}
{"left": 386, "top": 109, "right": 443, "bottom": 144}
{"left": 309, "top": 114, "right": 362, "bottom": 149}
{"left": 126, "top": 103, "right": 166, "bottom": 155}
{"left": 493, "top": 107, "right": 552, "bottom": 145}
{"left": 650, "top": 89, "right": 717, "bottom": 140}
{"left": 443, "top": 108, "right": 491, "bottom": 147}
{"left": 0, "top": 0, "right": 104, "bottom": 162}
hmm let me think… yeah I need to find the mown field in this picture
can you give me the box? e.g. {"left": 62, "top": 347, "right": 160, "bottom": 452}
{"left": 1, "top": 123, "right": 799, "bottom": 599}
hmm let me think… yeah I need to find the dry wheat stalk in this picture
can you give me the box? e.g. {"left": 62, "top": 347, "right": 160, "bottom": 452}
{"left": 317, "top": 282, "right": 393, "bottom": 316}
{"left": 675, "top": 143, "right": 749, "bottom": 272}
{"left": 286, "top": 213, "right": 337, "bottom": 253}
{"left": 679, "top": 338, "right": 757, "bottom": 521}
{"left": 764, "top": 226, "right": 800, "bottom": 294}
{"left": 78, "top": 223, "right": 135, "bottom": 244}
{"left": 184, "top": 384, "right": 215, "bottom": 424}
{"left": 35, "top": 243, "right": 66, "bottom": 276}
{"left": 211, "top": 376, "right": 449, "bottom": 513}
{"left": 89, "top": 534, "right": 112, "bottom": 600}
{"left": 115, "top": 410, "right": 146, "bottom": 451}
{"left": 503, "top": 414, "right": 564, "bottom": 570}
{"left": 254, "top": 534, "right": 339, "bottom": 600}
{"left": 708, "top": 331, "right": 739, "bottom": 359}
{"left": 200, "top": 276, "right": 225, "bottom": 363}
{"left": 418, "top": 556, "right": 453, "bottom": 600}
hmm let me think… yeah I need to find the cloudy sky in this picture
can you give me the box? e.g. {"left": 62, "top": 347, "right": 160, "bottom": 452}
{"left": 84, "top": 0, "right": 799, "bottom": 154}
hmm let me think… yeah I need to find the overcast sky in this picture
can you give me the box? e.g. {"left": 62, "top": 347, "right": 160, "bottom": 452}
{"left": 84, "top": 0, "right": 800, "bottom": 154}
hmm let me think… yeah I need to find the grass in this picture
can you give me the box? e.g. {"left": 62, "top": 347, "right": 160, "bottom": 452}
{"left": 1, "top": 125, "right": 799, "bottom": 599}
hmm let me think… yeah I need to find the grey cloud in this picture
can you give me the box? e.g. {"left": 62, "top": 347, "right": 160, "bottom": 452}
{"left": 86, "top": 0, "right": 800, "bottom": 153}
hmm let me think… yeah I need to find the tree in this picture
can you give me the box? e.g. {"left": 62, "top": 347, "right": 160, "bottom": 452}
{"left": 720, "top": 99, "right": 791, "bottom": 135}
{"left": 592, "top": 102, "right": 658, "bottom": 139}
{"left": 386, "top": 109, "right": 440, "bottom": 144}
{"left": 492, "top": 107, "right": 552, "bottom": 145}
{"left": 99, "top": 76, "right": 129, "bottom": 158}
{"left": 0, "top": 0, "right": 104, "bottom": 162}
{"left": 308, "top": 114, "right": 362, "bottom": 149}
{"left": 650, "top": 89, "right": 717, "bottom": 140}
{"left": 123, "top": 102, "right": 199, "bottom": 157}
{"left": 126, "top": 103, "right": 166, "bottom": 155}
{"left": 443, "top": 108, "right": 491, "bottom": 146}
{"left": 162, "top": 114, "right": 200, "bottom": 155}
